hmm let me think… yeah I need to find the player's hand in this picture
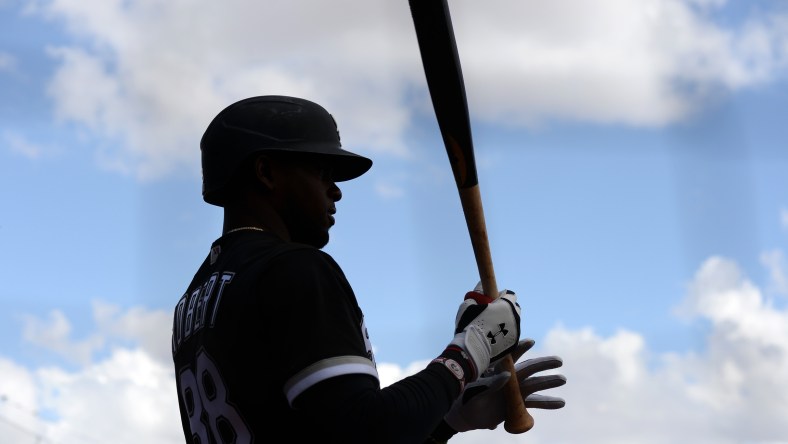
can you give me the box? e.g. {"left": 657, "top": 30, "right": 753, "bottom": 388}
{"left": 444, "top": 338, "right": 566, "bottom": 433}
{"left": 451, "top": 282, "right": 521, "bottom": 376}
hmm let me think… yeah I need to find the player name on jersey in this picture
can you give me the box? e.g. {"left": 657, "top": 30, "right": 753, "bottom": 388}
{"left": 171, "top": 271, "right": 233, "bottom": 354}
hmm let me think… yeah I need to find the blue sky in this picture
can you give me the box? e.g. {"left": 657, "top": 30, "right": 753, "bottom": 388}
{"left": 1, "top": 0, "right": 787, "bottom": 443}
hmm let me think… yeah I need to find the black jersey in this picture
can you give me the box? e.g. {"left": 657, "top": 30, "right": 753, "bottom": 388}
{"left": 172, "top": 230, "right": 377, "bottom": 441}
{"left": 172, "top": 230, "right": 461, "bottom": 443}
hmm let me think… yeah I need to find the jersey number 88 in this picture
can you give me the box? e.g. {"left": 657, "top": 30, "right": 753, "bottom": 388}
{"left": 179, "top": 350, "right": 252, "bottom": 443}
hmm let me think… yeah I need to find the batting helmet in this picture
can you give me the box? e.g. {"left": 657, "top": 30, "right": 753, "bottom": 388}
{"left": 200, "top": 95, "right": 373, "bottom": 206}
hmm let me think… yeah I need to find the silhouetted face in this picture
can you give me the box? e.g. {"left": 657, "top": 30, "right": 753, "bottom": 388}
{"left": 270, "top": 154, "right": 342, "bottom": 249}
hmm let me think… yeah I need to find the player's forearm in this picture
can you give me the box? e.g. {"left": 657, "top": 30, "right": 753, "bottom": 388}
{"left": 296, "top": 366, "right": 458, "bottom": 443}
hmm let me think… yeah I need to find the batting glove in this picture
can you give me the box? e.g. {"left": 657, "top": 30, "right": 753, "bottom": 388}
{"left": 431, "top": 283, "right": 521, "bottom": 391}
{"left": 453, "top": 282, "right": 521, "bottom": 367}
{"left": 444, "top": 338, "right": 566, "bottom": 433}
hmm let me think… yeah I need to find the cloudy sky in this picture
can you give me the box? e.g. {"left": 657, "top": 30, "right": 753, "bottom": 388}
{"left": 2, "top": 0, "right": 787, "bottom": 442}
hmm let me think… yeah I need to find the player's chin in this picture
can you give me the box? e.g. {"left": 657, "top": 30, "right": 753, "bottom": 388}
{"left": 298, "top": 229, "right": 330, "bottom": 249}
{"left": 312, "top": 233, "right": 330, "bottom": 249}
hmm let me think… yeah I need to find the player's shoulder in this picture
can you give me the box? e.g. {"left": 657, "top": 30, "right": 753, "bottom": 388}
{"left": 268, "top": 241, "right": 340, "bottom": 270}
{"left": 220, "top": 231, "right": 344, "bottom": 277}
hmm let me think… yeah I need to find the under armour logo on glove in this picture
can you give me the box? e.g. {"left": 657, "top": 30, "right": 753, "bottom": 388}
{"left": 487, "top": 323, "right": 509, "bottom": 345}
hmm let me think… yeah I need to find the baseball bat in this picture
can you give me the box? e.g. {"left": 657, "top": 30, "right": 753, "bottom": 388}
{"left": 407, "top": 0, "right": 534, "bottom": 434}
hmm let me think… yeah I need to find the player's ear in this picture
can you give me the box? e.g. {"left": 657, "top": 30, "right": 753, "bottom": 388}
{"left": 252, "top": 154, "right": 276, "bottom": 191}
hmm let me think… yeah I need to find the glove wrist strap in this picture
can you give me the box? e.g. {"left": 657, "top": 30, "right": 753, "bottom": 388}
{"left": 430, "top": 345, "right": 477, "bottom": 392}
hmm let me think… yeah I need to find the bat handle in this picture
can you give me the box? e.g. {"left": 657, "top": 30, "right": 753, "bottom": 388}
{"left": 461, "top": 186, "right": 534, "bottom": 434}
{"left": 478, "top": 283, "right": 534, "bottom": 434}
{"left": 501, "top": 354, "right": 535, "bottom": 433}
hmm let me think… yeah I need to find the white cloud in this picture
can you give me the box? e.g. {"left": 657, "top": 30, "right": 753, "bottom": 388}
{"left": 3, "top": 306, "right": 182, "bottom": 444}
{"left": 20, "top": 0, "right": 788, "bottom": 181}
{"left": 2, "top": 253, "right": 787, "bottom": 443}
{"left": 379, "top": 359, "right": 431, "bottom": 387}
{"left": 0, "top": 348, "right": 182, "bottom": 444}
{"left": 680, "top": 256, "right": 788, "bottom": 350}
{"left": 18, "top": 300, "right": 172, "bottom": 367}
{"left": 29, "top": 0, "right": 418, "bottom": 182}
{"left": 36, "top": 348, "right": 182, "bottom": 444}
{"left": 0, "top": 359, "right": 41, "bottom": 443}
{"left": 91, "top": 300, "right": 173, "bottom": 365}
{"left": 450, "top": 0, "right": 788, "bottom": 128}
{"left": 505, "top": 255, "right": 788, "bottom": 444}
{"left": 20, "top": 310, "right": 105, "bottom": 366}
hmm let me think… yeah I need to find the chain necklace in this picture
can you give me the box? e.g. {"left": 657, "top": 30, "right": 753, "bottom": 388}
{"left": 224, "top": 226, "right": 266, "bottom": 235}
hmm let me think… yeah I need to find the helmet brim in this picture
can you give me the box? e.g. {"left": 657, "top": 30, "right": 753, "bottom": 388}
{"left": 259, "top": 147, "right": 372, "bottom": 182}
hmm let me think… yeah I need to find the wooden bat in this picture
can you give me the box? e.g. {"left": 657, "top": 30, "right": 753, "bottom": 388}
{"left": 407, "top": 0, "right": 534, "bottom": 434}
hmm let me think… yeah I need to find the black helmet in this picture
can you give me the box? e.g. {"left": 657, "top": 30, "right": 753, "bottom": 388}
{"left": 200, "top": 95, "right": 373, "bottom": 206}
